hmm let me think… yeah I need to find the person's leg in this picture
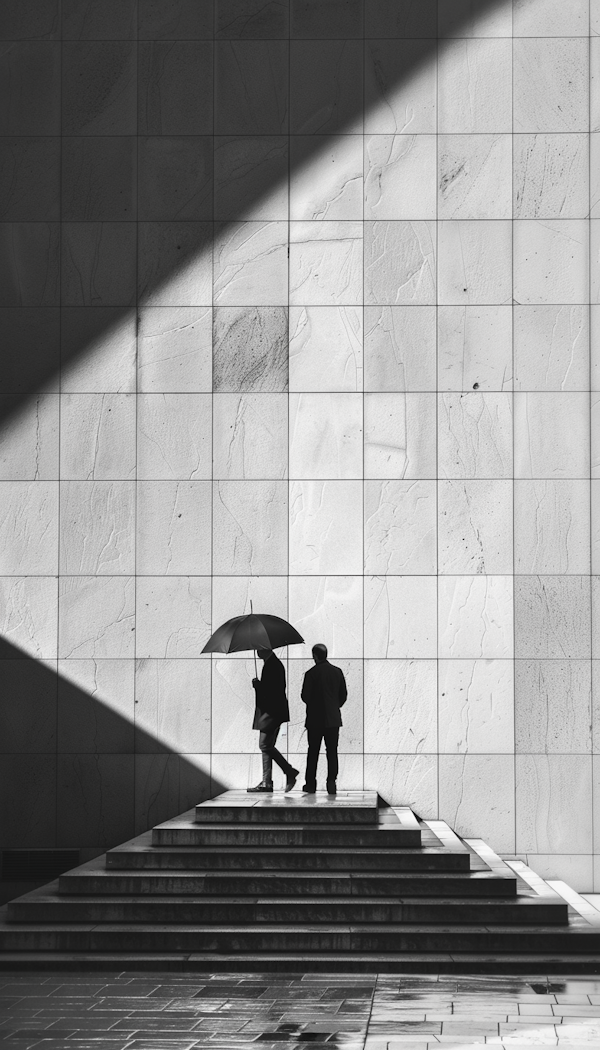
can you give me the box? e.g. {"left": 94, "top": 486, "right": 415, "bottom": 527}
{"left": 258, "top": 728, "right": 276, "bottom": 785}
{"left": 304, "top": 728, "right": 323, "bottom": 792}
{"left": 323, "top": 727, "right": 339, "bottom": 790}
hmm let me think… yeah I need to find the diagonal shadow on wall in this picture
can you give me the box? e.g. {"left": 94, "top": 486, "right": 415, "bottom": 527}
{"left": 0, "top": 0, "right": 509, "bottom": 871}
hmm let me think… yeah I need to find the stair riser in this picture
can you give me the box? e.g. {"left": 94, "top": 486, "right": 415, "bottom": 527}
{"left": 0, "top": 929, "right": 592, "bottom": 952}
{"left": 59, "top": 875, "right": 515, "bottom": 897}
{"left": 106, "top": 850, "right": 459, "bottom": 872}
{"left": 8, "top": 902, "right": 566, "bottom": 924}
{"left": 195, "top": 806, "right": 376, "bottom": 825}
{"left": 152, "top": 829, "right": 421, "bottom": 848}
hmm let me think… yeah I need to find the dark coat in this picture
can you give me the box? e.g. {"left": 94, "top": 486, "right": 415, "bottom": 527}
{"left": 301, "top": 660, "right": 347, "bottom": 730}
{"left": 252, "top": 653, "right": 290, "bottom": 731}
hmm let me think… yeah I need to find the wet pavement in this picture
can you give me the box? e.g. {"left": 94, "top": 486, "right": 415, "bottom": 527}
{"left": 2, "top": 972, "right": 600, "bottom": 1048}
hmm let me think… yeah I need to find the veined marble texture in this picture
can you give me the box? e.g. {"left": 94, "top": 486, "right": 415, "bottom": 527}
{"left": 213, "top": 480, "right": 288, "bottom": 575}
{"left": 138, "top": 222, "right": 212, "bottom": 307}
{"left": 290, "top": 135, "right": 363, "bottom": 220}
{"left": 438, "top": 135, "right": 512, "bottom": 220}
{"left": 289, "top": 393, "right": 362, "bottom": 479}
{"left": 0, "top": 577, "right": 57, "bottom": 659}
{"left": 438, "top": 480, "right": 513, "bottom": 575}
{"left": 137, "top": 307, "right": 212, "bottom": 393}
{"left": 364, "top": 220, "right": 436, "bottom": 306}
{"left": 514, "top": 575, "right": 591, "bottom": 659}
{"left": 214, "top": 136, "right": 288, "bottom": 222}
{"left": 516, "top": 755, "right": 593, "bottom": 855}
{"left": 438, "top": 40, "right": 512, "bottom": 134}
{"left": 58, "top": 576, "right": 135, "bottom": 659}
{"left": 60, "top": 480, "right": 135, "bottom": 575}
{"left": 0, "top": 481, "right": 58, "bottom": 574}
{"left": 438, "top": 0, "right": 512, "bottom": 37}
{"left": 364, "top": 754, "right": 437, "bottom": 815}
{"left": 438, "top": 659, "right": 514, "bottom": 754}
{"left": 438, "top": 576, "right": 514, "bottom": 660}
{"left": 289, "top": 221, "right": 363, "bottom": 305}
{"left": 61, "top": 308, "right": 136, "bottom": 393}
{"left": 213, "top": 394, "right": 288, "bottom": 479}
{"left": 439, "top": 755, "right": 515, "bottom": 853}
{"left": 364, "top": 659, "right": 437, "bottom": 754}
{"left": 0, "top": 395, "right": 58, "bottom": 480}
{"left": 515, "top": 659, "right": 592, "bottom": 755}
{"left": 289, "top": 480, "right": 363, "bottom": 575}
{"left": 364, "top": 135, "right": 436, "bottom": 220}
{"left": 214, "top": 221, "right": 288, "bottom": 306}
{"left": 364, "top": 40, "right": 436, "bottom": 135}
{"left": 513, "top": 392, "right": 590, "bottom": 479}
{"left": 136, "top": 481, "right": 211, "bottom": 575}
{"left": 291, "top": 41, "right": 362, "bottom": 135}
{"left": 514, "top": 39, "right": 589, "bottom": 134}
{"left": 514, "top": 135, "right": 589, "bottom": 220}
{"left": 213, "top": 306, "right": 288, "bottom": 392}
{"left": 514, "top": 220, "right": 589, "bottom": 305}
{"left": 364, "top": 480, "right": 436, "bottom": 575}
{"left": 438, "top": 392, "right": 513, "bottom": 480}
{"left": 134, "top": 659, "right": 211, "bottom": 754}
{"left": 289, "top": 575, "right": 363, "bottom": 660}
{"left": 289, "top": 307, "right": 362, "bottom": 392}
{"left": 513, "top": 305, "right": 589, "bottom": 391}
{"left": 60, "top": 394, "right": 136, "bottom": 480}
{"left": 438, "top": 306, "right": 512, "bottom": 392}
{"left": 61, "top": 222, "right": 136, "bottom": 307}
{"left": 364, "top": 392, "right": 436, "bottom": 479}
{"left": 136, "top": 576, "right": 211, "bottom": 658}
{"left": 364, "top": 575, "right": 437, "bottom": 659}
{"left": 514, "top": 480, "right": 590, "bottom": 574}
{"left": 137, "top": 394, "right": 212, "bottom": 480}
{"left": 438, "top": 221, "right": 512, "bottom": 305}
{"left": 57, "top": 659, "right": 134, "bottom": 754}
{"left": 513, "top": 0, "right": 589, "bottom": 36}
{"left": 364, "top": 306, "right": 436, "bottom": 392}
{"left": 216, "top": 42, "right": 287, "bottom": 135}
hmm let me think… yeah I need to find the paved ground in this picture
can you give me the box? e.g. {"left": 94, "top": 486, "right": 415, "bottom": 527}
{"left": 1, "top": 972, "right": 600, "bottom": 1048}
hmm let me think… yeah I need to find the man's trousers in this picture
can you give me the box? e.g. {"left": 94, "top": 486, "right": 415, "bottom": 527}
{"left": 304, "top": 726, "right": 339, "bottom": 791}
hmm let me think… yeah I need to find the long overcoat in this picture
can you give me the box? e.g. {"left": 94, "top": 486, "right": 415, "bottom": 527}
{"left": 252, "top": 653, "right": 290, "bottom": 732}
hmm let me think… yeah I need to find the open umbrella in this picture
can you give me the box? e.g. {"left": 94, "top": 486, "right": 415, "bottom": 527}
{"left": 201, "top": 606, "right": 304, "bottom": 675}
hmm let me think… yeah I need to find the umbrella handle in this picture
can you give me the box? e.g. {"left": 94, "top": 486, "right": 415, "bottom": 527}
{"left": 253, "top": 649, "right": 258, "bottom": 678}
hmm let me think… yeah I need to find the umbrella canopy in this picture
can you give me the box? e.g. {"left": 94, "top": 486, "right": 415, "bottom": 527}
{"left": 201, "top": 613, "right": 304, "bottom": 655}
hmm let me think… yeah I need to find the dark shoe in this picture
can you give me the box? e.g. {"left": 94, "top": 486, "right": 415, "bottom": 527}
{"left": 302, "top": 785, "right": 316, "bottom": 794}
{"left": 285, "top": 768, "right": 300, "bottom": 793}
{"left": 247, "top": 782, "right": 273, "bottom": 793}
{"left": 326, "top": 781, "right": 337, "bottom": 796}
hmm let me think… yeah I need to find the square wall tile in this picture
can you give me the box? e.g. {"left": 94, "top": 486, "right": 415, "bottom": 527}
{"left": 364, "top": 480, "right": 437, "bottom": 575}
{"left": 291, "top": 136, "right": 363, "bottom": 221}
{"left": 60, "top": 394, "right": 136, "bottom": 481}
{"left": 514, "top": 220, "right": 588, "bottom": 305}
{"left": 62, "top": 41, "right": 136, "bottom": 135}
{"left": 0, "top": 481, "right": 58, "bottom": 574}
{"left": 0, "top": 577, "right": 58, "bottom": 660}
{"left": 290, "top": 481, "right": 363, "bottom": 576}
{"left": 438, "top": 576, "right": 514, "bottom": 660}
{"left": 291, "top": 40, "right": 362, "bottom": 135}
{"left": 60, "top": 480, "right": 135, "bottom": 575}
{"left": 438, "top": 221, "right": 512, "bottom": 305}
{"left": 289, "top": 575, "right": 363, "bottom": 661}
{"left": 514, "top": 393, "right": 590, "bottom": 479}
{"left": 0, "top": 659, "right": 57, "bottom": 754}
{"left": 287, "top": 658, "right": 363, "bottom": 753}
{"left": 438, "top": 306, "right": 512, "bottom": 392}
{"left": 289, "top": 393, "right": 363, "bottom": 480}
{"left": 364, "top": 393, "right": 436, "bottom": 480}
{"left": 213, "top": 480, "right": 288, "bottom": 575}
{"left": 364, "top": 306, "right": 436, "bottom": 392}
{"left": 138, "top": 41, "right": 213, "bottom": 135}
{"left": 61, "top": 307, "right": 136, "bottom": 394}
{"left": 438, "top": 40, "right": 512, "bottom": 134}
{"left": 0, "top": 42, "right": 60, "bottom": 135}
{"left": 364, "top": 40, "right": 436, "bottom": 134}
{"left": 515, "top": 660, "right": 592, "bottom": 755}
{"left": 290, "top": 221, "right": 363, "bottom": 306}
{"left": 364, "top": 659, "right": 437, "bottom": 754}
{"left": 213, "top": 307, "right": 288, "bottom": 392}
{"left": 0, "top": 307, "right": 60, "bottom": 394}
{"left": 213, "top": 394, "right": 288, "bottom": 480}
{"left": 439, "top": 660, "right": 514, "bottom": 755}
{"left": 438, "top": 135, "right": 512, "bottom": 220}
{"left": 439, "top": 755, "right": 515, "bottom": 854}
{"left": 514, "top": 135, "right": 589, "bottom": 219}
{"left": 211, "top": 576, "right": 289, "bottom": 645}
{"left": 138, "top": 136, "right": 212, "bottom": 222}
{"left": 364, "top": 221, "right": 436, "bottom": 306}
{"left": 134, "top": 753, "right": 181, "bottom": 836}
{"left": 59, "top": 576, "right": 135, "bottom": 659}
{"left": 61, "top": 137, "right": 136, "bottom": 222}
{"left": 515, "top": 576, "right": 591, "bottom": 659}
{"left": 57, "top": 659, "right": 134, "bottom": 753}
{"left": 514, "top": 306, "right": 589, "bottom": 392}
{"left": 137, "top": 221, "right": 213, "bottom": 307}
{"left": 214, "top": 222, "right": 288, "bottom": 306}
{"left": 364, "top": 575, "right": 437, "bottom": 659}
{"left": 364, "top": 135, "right": 436, "bottom": 220}
{"left": 58, "top": 754, "right": 134, "bottom": 848}
{"left": 216, "top": 41, "right": 287, "bottom": 135}
{"left": 0, "top": 755, "right": 57, "bottom": 848}
{"left": 438, "top": 480, "right": 513, "bottom": 575}
{"left": 136, "top": 481, "right": 211, "bottom": 575}
{"left": 135, "top": 659, "right": 211, "bottom": 754}
{"left": 137, "top": 394, "right": 212, "bottom": 481}
{"left": 138, "top": 307, "right": 212, "bottom": 394}
{"left": 438, "top": 393, "right": 513, "bottom": 480}
{"left": 61, "top": 223, "right": 136, "bottom": 307}
{"left": 0, "top": 136, "right": 60, "bottom": 221}
{"left": 136, "top": 577, "right": 211, "bottom": 658}
{"left": 516, "top": 756, "right": 593, "bottom": 855}
{"left": 514, "top": 39, "right": 589, "bottom": 133}
{"left": 289, "top": 307, "right": 362, "bottom": 393}
{"left": 0, "top": 222, "right": 59, "bottom": 307}
{"left": 214, "top": 136, "right": 288, "bottom": 221}
{"left": 364, "top": 755, "right": 438, "bottom": 816}
{"left": 514, "top": 480, "right": 590, "bottom": 575}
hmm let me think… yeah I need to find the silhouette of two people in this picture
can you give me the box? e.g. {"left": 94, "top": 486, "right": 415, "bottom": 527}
{"left": 248, "top": 643, "right": 347, "bottom": 796}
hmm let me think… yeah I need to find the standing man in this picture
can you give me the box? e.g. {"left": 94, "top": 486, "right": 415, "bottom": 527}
{"left": 248, "top": 647, "right": 299, "bottom": 793}
{"left": 301, "top": 643, "right": 347, "bottom": 796}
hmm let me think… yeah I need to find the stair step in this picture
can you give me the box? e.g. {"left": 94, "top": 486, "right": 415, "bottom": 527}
{"left": 61, "top": 863, "right": 513, "bottom": 897}
{"left": 195, "top": 791, "right": 379, "bottom": 825}
{"left": 153, "top": 821, "right": 421, "bottom": 849}
{"left": 0, "top": 920, "right": 595, "bottom": 954}
{"left": 107, "top": 837, "right": 458, "bottom": 871}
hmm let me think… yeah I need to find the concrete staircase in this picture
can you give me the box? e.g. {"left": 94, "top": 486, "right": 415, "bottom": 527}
{"left": 1, "top": 790, "right": 599, "bottom": 972}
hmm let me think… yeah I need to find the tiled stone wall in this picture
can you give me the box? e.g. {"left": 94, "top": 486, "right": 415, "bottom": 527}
{"left": 0, "top": 0, "right": 598, "bottom": 888}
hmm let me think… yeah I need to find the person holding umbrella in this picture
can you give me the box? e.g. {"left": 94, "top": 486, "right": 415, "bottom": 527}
{"left": 249, "top": 647, "right": 299, "bottom": 794}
